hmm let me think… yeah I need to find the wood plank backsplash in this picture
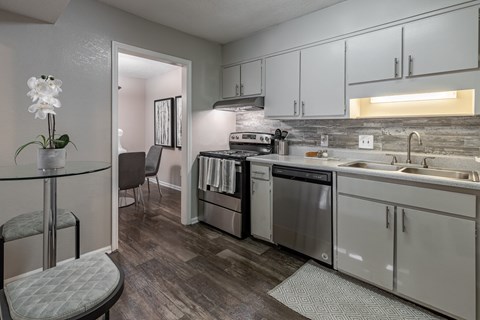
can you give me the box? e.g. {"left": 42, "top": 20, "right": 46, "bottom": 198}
{"left": 236, "top": 111, "right": 480, "bottom": 156}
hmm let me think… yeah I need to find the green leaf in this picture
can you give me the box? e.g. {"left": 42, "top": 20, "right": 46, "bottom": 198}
{"left": 14, "top": 141, "right": 45, "bottom": 164}
{"left": 53, "top": 134, "right": 69, "bottom": 148}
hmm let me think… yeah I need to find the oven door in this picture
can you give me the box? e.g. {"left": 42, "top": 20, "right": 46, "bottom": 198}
{"left": 198, "top": 161, "right": 245, "bottom": 238}
{"left": 198, "top": 162, "right": 242, "bottom": 207}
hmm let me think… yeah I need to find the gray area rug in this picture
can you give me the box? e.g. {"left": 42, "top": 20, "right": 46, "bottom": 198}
{"left": 268, "top": 261, "right": 445, "bottom": 320}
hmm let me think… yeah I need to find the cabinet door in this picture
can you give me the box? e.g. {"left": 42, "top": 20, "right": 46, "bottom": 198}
{"left": 346, "top": 27, "right": 402, "bottom": 84}
{"left": 241, "top": 60, "right": 262, "bottom": 96}
{"left": 404, "top": 7, "right": 479, "bottom": 77}
{"left": 301, "top": 41, "right": 345, "bottom": 117}
{"left": 337, "top": 195, "right": 394, "bottom": 290}
{"left": 396, "top": 208, "right": 476, "bottom": 320}
{"left": 265, "top": 51, "right": 300, "bottom": 117}
{"left": 222, "top": 65, "right": 240, "bottom": 98}
{"left": 251, "top": 178, "right": 272, "bottom": 241}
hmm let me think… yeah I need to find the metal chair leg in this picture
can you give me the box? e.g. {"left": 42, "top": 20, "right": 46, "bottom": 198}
{"left": 147, "top": 178, "right": 150, "bottom": 194}
{"left": 139, "top": 187, "right": 146, "bottom": 213}
{"left": 0, "top": 227, "right": 4, "bottom": 290}
{"left": 73, "top": 214, "right": 80, "bottom": 259}
{"left": 155, "top": 175, "right": 163, "bottom": 198}
{"left": 133, "top": 188, "right": 137, "bottom": 207}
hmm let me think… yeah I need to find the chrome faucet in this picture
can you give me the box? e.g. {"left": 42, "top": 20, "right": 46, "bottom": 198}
{"left": 406, "top": 131, "right": 422, "bottom": 164}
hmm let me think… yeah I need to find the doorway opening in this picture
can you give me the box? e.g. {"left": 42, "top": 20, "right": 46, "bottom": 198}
{"left": 111, "top": 42, "right": 193, "bottom": 251}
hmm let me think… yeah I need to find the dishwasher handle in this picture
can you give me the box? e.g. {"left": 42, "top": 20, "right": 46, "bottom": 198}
{"left": 272, "top": 165, "right": 332, "bottom": 185}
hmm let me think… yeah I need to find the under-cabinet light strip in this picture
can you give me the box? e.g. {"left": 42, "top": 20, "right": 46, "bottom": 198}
{"left": 370, "top": 91, "right": 457, "bottom": 104}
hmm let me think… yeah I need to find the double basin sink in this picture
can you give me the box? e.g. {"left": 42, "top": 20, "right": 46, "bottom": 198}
{"left": 341, "top": 161, "right": 480, "bottom": 182}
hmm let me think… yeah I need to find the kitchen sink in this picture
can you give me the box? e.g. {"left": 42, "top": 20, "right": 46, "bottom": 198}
{"left": 400, "top": 167, "right": 479, "bottom": 182}
{"left": 341, "top": 161, "right": 403, "bottom": 171}
{"left": 340, "top": 160, "right": 479, "bottom": 182}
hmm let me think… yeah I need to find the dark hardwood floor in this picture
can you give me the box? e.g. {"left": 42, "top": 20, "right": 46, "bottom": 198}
{"left": 109, "top": 185, "right": 308, "bottom": 320}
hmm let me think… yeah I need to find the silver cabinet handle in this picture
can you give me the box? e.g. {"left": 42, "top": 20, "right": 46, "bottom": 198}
{"left": 408, "top": 55, "right": 413, "bottom": 76}
{"left": 240, "top": 84, "right": 244, "bottom": 96}
{"left": 301, "top": 101, "right": 305, "bottom": 116}
{"left": 385, "top": 206, "right": 390, "bottom": 229}
{"left": 402, "top": 209, "right": 406, "bottom": 232}
{"left": 394, "top": 58, "right": 399, "bottom": 78}
{"left": 251, "top": 180, "right": 255, "bottom": 194}
{"left": 294, "top": 100, "right": 297, "bottom": 115}
{"left": 235, "top": 84, "right": 239, "bottom": 96}
{"left": 252, "top": 171, "right": 266, "bottom": 175}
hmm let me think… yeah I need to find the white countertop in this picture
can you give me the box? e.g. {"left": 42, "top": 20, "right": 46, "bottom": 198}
{"left": 247, "top": 154, "right": 480, "bottom": 191}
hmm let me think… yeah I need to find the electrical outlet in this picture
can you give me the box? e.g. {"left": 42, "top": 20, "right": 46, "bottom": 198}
{"left": 320, "top": 134, "right": 328, "bottom": 147}
{"left": 359, "top": 135, "right": 374, "bottom": 149}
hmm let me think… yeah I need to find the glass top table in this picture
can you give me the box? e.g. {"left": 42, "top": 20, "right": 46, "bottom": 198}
{"left": 0, "top": 161, "right": 110, "bottom": 181}
{"left": 0, "top": 161, "right": 111, "bottom": 270}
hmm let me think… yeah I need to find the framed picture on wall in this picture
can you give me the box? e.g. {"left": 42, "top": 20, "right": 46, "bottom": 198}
{"left": 154, "top": 98, "right": 174, "bottom": 147}
{"left": 175, "top": 95, "right": 182, "bottom": 148}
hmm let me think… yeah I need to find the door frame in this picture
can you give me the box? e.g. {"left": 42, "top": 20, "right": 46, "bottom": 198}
{"left": 111, "top": 41, "right": 193, "bottom": 250}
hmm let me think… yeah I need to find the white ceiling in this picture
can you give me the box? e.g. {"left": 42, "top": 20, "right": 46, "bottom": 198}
{"left": 0, "top": 0, "right": 70, "bottom": 23}
{"left": 98, "top": 0, "right": 347, "bottom": 44}
{"left": 118, "top": 53, "right": 179, "bottom": 80}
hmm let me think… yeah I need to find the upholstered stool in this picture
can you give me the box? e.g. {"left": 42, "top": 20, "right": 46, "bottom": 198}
{"left": 0, "top": 252, "right": 124, "bottom": 320}
{"left": 0, "top": 210, "right": 80, "bottom": 289}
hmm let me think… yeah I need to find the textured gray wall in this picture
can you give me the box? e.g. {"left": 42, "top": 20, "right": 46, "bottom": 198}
{"left": 237, "top": 111, "right": 480, "bottom": 156}
{"left": 0, "top": 0, "right": 227, "bottom": 280}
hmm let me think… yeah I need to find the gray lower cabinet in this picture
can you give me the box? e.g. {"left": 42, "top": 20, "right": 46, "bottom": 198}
{"left": 337, "top": 195, "right": 394, "bottom": 290}
{"left": 250, "top": 163, "right": 272, "bottom": 242}
{"left": 396, "top": 207, "right": 476, "bottom": 320}
{"left": 337, "top": 175, "right": 476, "bottom": 320}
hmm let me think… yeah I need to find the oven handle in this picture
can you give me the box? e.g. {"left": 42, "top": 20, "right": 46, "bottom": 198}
{"left": 235, "top": 164, "right": 242, "bottom": 173}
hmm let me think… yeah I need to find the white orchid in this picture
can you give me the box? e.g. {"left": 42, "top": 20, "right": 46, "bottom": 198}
{"left": 27, "top": 75, "right": 62, "bottom": 119}
{"left": 15, "top": 75, "right": 76, "bottom": 164}
{"left": 27, "top": 103, "right": 56, "bottom": 119}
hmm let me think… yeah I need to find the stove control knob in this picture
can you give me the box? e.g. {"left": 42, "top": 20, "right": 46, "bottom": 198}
{"left": 260, "top": 137, "right": 264, "bottom": 142}
{"left": 236, "top": 135, "right": 240, "bottom": 140}
{"left": 265, "top": 137, "right": 270, "bottom": 143}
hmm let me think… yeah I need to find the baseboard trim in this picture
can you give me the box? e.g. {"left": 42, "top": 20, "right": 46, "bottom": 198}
{"left": 147, "top": 177, "right": 181, "bottom": 191}
{"left": 5, "top": 245, "right": 112, "bottom": 284}
{"left": 190, "top": 217, "right": 199, "bottom": 224}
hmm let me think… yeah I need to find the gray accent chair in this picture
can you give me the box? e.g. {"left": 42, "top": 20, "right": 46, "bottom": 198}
{"left": 0, "top": 252, "right": 124, "bottom": 320}
{"left": 145, "top": 145, "right": 163, "bottom": 198}
{"left": 0, "top": 209, "right": 80, "bottom": 290}
{"left": 119, "top": 152, "right": 146, "bottom": 210}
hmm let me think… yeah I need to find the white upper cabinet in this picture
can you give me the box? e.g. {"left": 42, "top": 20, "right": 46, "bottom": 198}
{"left": 240, "top": 60, "right": 262, "bottom": 96}
{"left": 222, "top": 65, "right": 240, "bottom": 98}
{"left": 346, "top": 27, "right": 402, "bottom": 84}
{"left": 404, "top": 7, "right": 479, "bottom": 77}
{"left": 301, "top": 41, "right": 345, "bottom": 117}
{"left": 222, "top": 60, "right": 262, "bottom": 99}
{"left": 265, "top": 41, "right": 346, "bottom": 119}
{"left": 265, "top": 51, "right": 300, "bottom": 117}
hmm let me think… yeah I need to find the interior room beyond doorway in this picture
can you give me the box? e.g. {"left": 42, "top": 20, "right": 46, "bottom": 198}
{"left": 118, "top": 53, "right": 183, "bottom": 191}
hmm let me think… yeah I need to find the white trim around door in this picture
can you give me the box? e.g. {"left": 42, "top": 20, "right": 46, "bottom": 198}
{"left": 111, "top": 41, "right": 194, "bottom": 251}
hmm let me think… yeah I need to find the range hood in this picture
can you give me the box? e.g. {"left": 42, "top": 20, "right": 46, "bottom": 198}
{"left": 213, "top": 97, "right": 264, "bottom": 112}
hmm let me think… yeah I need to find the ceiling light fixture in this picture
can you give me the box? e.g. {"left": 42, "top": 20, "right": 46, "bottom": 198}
{"left": 370, "top": 91, "right": 457, "bottom": 104}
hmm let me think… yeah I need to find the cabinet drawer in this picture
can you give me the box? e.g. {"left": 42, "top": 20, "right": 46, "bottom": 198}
{"left": 338, "top": 175, "right": 476, "bottom": 218}
{"left": 251, "top": 164, "right": 270, "bottom": 180}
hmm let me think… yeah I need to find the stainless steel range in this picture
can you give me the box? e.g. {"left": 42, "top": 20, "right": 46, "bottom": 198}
{"left": 198, "top": 132, "right": 274, "bottom": 238}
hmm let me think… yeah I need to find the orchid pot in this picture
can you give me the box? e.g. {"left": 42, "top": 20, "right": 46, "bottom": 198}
{"left": 37, "top": 148, "right": 66, "bottom": 169}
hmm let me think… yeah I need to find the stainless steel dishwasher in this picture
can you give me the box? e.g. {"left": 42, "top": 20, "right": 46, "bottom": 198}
{"left": 272, "top": 165, "right": 332, "bottom": 265}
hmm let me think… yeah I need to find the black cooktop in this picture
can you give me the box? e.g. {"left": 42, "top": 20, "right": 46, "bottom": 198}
{"left": 200, "top": 149, "right": 261, "bottom": 160}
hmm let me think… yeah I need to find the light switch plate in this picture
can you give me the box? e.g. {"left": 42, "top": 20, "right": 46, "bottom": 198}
{"left": 359, "top": 135, "right": 374, "bottom": 149}
{"left": 320, "top": 135, "right": 328, "bottom": 147}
